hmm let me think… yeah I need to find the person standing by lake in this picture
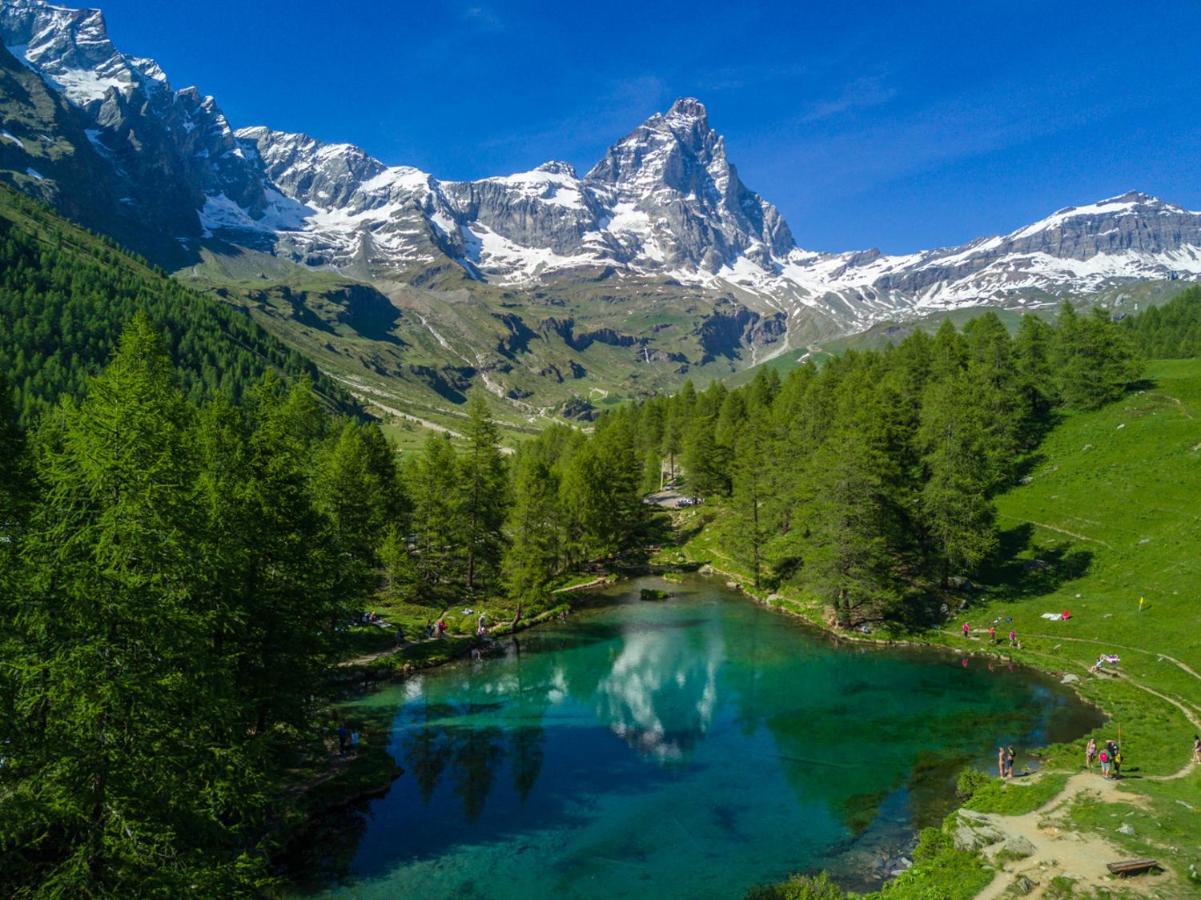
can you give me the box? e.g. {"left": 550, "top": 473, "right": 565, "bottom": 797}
{"left": 988, "top": 625, "right": 996, "bottom": 644}
{"left": 998, "top": 746, "right": 1006, "bottom": 778}
{"left": 963, "top": 622, "right": 971, "bottom": 639}
{"left": 1005, "top": 745, "right": 1016, "bottom": 778}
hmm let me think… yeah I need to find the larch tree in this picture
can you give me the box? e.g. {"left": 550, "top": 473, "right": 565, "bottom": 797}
{"left": 458, "top": 392, "right": 508, "bottom": 594}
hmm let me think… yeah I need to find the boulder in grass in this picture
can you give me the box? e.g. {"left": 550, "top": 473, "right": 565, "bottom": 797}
{"left": 952, "top": 810, "right": 1005, "bottom": 851}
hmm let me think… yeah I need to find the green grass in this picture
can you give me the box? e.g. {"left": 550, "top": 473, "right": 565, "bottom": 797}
{"left": 960, "top": 771, "right": 1071, "bottom": 816}
{"left": 867, "top": 826, "right": 993, "bottom": 899}
{"left": 687, "top": 359, "right": 1201, "bottom": 898}
{"left": 960, "top": 359, "right": 1201, "bottom": 766}
{"left": 890, "top": 362, "right": 1201, "bottom": 895}
{"left": 1063, "top": 774, "right": 1201, "bottom": 890}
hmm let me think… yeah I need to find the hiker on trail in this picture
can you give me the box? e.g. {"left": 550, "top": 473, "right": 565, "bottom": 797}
{"left": 337, "top": 723, "right": 349, "bottom": 756}
{"left": 1006, "top": 746, "right": 1016, "bottom": 778}
{"left": 988, "top": 625, "right": 996, "bottom": 644}
{"left": 1139, "top": 595, "right": 1145, "bottom": 613}
{"left": 1008, "top": 629, "right": 1017, "bottom": 647}
{"left": 1086, "top": 737, "right": 1097, "bottom": 769}
{"left": 1193, "top": 734, "right": 1200, "bottom": 763}
{"left": 436, "top": 617, "right": 447, "bottom": 637}
{"left": 1112, "top": 744, "right": 1123, "bottom": 779}
{"left": 1102, "top": 740, "right": 1119, "bottom": 779}
{"left": 963, "top": 622, "right": 970, "bottom": 639}
{"left": 998, "top": 746, "right": 1006, "bottom": 778}
{"left": 477, "top": 613, "right": 487, "bottom": 637}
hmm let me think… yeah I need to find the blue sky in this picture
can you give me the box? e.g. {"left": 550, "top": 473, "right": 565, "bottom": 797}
{"left": 94, "top": 0, "right": 1201, "bottom": 253}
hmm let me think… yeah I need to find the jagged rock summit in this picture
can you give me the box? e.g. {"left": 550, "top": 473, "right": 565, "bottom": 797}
{"left": 3, "top": 0, "right": 1201, "bottom": 334}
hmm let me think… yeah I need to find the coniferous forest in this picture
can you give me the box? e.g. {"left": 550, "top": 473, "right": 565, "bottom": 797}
{"left": 1, "top": 186, "right": 1184, "bottom": 895}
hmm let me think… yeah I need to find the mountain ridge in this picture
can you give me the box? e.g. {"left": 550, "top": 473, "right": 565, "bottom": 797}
{"left": 3, "top": 0, "right": 1200, "bottom": 425}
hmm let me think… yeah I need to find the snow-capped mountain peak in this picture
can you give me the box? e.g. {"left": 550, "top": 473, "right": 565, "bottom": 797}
{"left": 3, "top": 0, "right": 1201, "bottom": 340}
{"left": 0, "top": 0, "right": 163, "bottom": 105}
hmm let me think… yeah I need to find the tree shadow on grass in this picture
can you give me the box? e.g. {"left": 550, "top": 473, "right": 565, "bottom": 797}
{"left": 977, "top": 523, "right": 1094, "bottom": 601}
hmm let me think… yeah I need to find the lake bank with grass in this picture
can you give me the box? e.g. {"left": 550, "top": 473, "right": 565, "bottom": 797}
{"left": 284, "top": 575, "right": 1101, "bottom": 898}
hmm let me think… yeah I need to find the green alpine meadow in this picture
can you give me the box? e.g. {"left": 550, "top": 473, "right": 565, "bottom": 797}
{"left": 2, "top": 1, "right": 1200, "bottom": 897}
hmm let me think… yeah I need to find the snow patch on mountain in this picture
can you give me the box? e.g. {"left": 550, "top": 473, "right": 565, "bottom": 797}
{"left": 5, "top": 0, "right": 1201, "bottom": 338}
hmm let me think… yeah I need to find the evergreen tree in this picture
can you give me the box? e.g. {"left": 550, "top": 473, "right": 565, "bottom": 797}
{"left": 683, "top": 414, "right": 729, "bottom": 496}
{"left": 801, "top": 374, "right": 902, "bottom": 626}
{"left": 503, "top": 453, "right": 563, "bottom": 606}
{"left": 236, "top": 376, "right": 344, "bottom": 734}
{"left": 1054, "top": 303, "right": 1142, "bottom": 409}
{"left": 918, "top": 373, "right": 998, "bottom": 586}
{"left": 1013, "top": 313, "right": 1057, "bottom": 433}
{"left": 458, "top": 392, "right": 508, "bottom": 593}
{"left": 728, "top": 408, "right": 771, "bottom": 588}
{"left": 3, "top": 315, "right": 267, "bottom": 894}
{"left": 409, "top": 433, "right": 462, "bottom": 596}
{"left": 378, "top": 523, "right": 420, "bottom": 602}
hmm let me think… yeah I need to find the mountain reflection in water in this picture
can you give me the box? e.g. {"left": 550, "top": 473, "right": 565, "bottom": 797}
{"left": 291, "top": 576, "right": 1103, "bottom": 900}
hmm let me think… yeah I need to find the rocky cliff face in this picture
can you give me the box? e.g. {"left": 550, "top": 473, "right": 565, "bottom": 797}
{"left": 0, "top": 0, "right": 266, "bottom": 254}
{"left": 3, "top": 0, "right": 1201, "bottom": 338}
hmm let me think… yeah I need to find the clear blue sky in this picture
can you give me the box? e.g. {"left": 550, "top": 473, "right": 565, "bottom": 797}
{"left": 93, "top": 0, "right": 1201, "bottom": 253}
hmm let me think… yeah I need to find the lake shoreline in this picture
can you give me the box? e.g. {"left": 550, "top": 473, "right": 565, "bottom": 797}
{"left": 286, "top": 566, "right": 1114, "bottom": 897}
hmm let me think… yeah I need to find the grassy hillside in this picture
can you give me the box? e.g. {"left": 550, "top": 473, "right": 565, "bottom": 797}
{"left": 977, "top": 357, "right": 1200, "bottom": 700}
{"left": 176, "top": 244, "right": 797, "bottom": 441}
{"left": 673, "top": 357, "right": 1201, "bottom": 895}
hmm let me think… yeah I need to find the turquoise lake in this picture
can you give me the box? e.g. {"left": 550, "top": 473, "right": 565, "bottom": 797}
{"left": 290, "top": 576, "right": 1103, "bottom": 898}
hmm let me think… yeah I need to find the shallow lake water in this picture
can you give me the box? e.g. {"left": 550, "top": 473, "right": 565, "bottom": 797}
{"left": 290, "top": 575, "right": 1103, "bottom": 899}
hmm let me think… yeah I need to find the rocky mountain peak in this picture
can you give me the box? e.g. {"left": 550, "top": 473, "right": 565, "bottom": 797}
{"left": 666, "top": 96, "right": 708, "bottom": 122}
{"left": 533, "top": 160, "right": 577, "bottom": 177}
{"left": 0, "top": 0, "right": 166, "bottom": 106}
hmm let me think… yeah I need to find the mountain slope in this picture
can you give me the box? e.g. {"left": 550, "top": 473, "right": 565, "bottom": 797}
{"left": 3, "top": 0, "right": 1201, "bottom": 425}
{"left": 0, "top": 183, "right": 356, "bottom": 421}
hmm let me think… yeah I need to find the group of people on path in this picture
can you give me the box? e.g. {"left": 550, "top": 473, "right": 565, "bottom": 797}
{"left": 1085, "top": 737, "right": 1124, "bottom": 778}
{"left": 964, "top": 621, "right": 1019, "bottom": 648}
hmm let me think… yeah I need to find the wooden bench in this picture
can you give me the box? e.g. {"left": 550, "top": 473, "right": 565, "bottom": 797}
{"left": 1107, "top": 858, "right": 1160, "bottom": 877}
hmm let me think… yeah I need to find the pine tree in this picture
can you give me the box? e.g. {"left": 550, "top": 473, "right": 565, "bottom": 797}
{"left": 408, "top": 433, "right": 462, "bottom": 596}
{"left": 1054, "top": 303, "right": 1142, "bottom": 409}
{"left": 379, "top": 523, "right": 420, "bottom": 602}
{"left": 1013, "top": 313, "right": 1057, "bottom": 436}
{"left": 728, "top": 408, "right": 771, "bottom": 588}
{"left": 236, "top": 376, "right": 345, "bottom": 734}
{"left": 682, "top": 414, "right": 729, "bottom": 496}
{"left": 801, "top": 373, "right": 902, "bottom": 626}
{"left": 3, "top": 315, "right": 267, "bottom": 894}
{"left": 503, "top": 453, "right": 563, "bottom": 606}
{"left": 918, "top": 372, "right": 998, "bottom": 586}
{"left": 458, "top": 392, "right": 508, "bottom": 594}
